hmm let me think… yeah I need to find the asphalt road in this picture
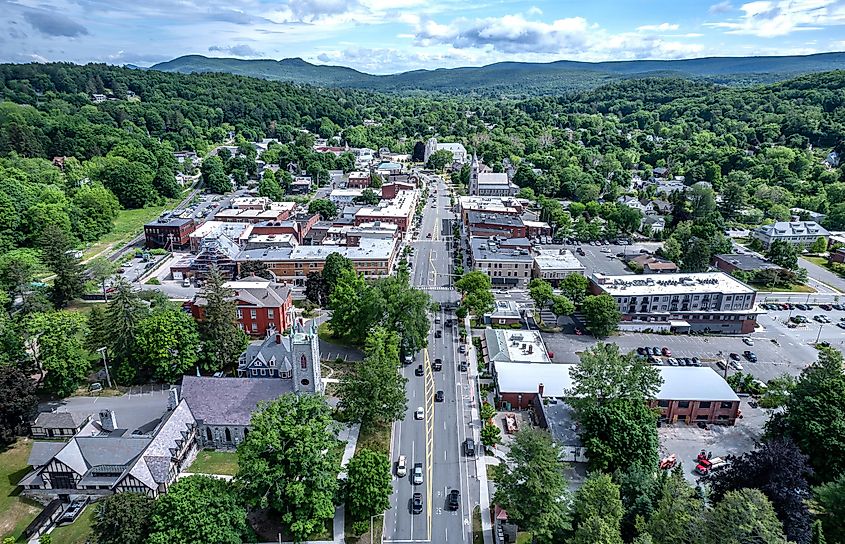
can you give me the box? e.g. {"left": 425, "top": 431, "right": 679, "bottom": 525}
{"left": 384, "top": 176, "right": 479, "bottom": 543}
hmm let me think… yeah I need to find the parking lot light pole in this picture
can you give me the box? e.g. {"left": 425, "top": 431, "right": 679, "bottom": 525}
{"left": 96, "top": 347, "right": 113, "bottom": 389}
{"left": 815, "top": 323, "right": 824, "bottom": 345}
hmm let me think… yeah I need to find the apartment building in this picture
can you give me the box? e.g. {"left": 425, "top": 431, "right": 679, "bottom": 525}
{"left": 752, "top": 221, "right": 830, "bottom": 249}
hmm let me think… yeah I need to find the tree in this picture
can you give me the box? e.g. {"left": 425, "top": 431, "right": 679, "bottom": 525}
{"left": 321, "top": 252, "right": 354, "bottom": 305}
{"left": 87, "top": 256, "right": 118, "bottom": 301}
{"left": 767, "top": 240, "right": 799, "bottom": 270}
{"left": 258, "top": 170, "right": 284, "bottom": 201}
{"left": 26, "top": 311, "right": 89, "bottom": 396}
{"left": 766, "top": 346, "right": 845, "bottom": 482}
{"left": 201, "top": 156, "right": 231, "bottom": 195}
{"left": 570, "top": 474, "right": 624, "bottom": 544}
{"left": 705, "top": 438, "right": 812, "bottom": 544}
{"left": 345, "top": 449, "right": 392, "bottom": 522}
{"left": 810, "top": 236, "right": 828, "bottom": 254}
{"left": 329, "top": 268, "right": 370, "bottom": 341}
{"left": 550, "top": 294, "right": 575, "bottom": 317}
{"left": 493, "top": 429, "right": 570, "bottom": 543}
{"left": 308, "top": 198, "right": 338, "bottom": 220}
{"left": 528, "top": 278, "right": 554, "bottom": 309}
{"left": 0, "top": 248, "right": 43, "bottom": 306}
{"left": 239, "top": 259, "right": 273, "bottom": 280}
{"left": 101, "top": 279, "right": 146, "bottom": 374}
{"left": 481, "top": 422, "right": 502, "bottom": 447}
{"left": 637, "top": 467, "right": 701, "bottom": 544}
{"left": 815, "top": 475, "right": 845, "bottom": 544}
{"left": 560, "top": 273, "right": 589, "bottom": 304}
{"left": 198, "top": 267, "right": 249, "bottom": 372}
{"left": 702, "top": 489, "right": 787, "bottom": 544}
{"left": 91, "top": 156, "right": 157, "bottom": 208}
{"left": 237, "top": 394, "right": 341, "bottom": 542}
{"left": 368, "top": 272, "right": 431, "bottom": 355}
{"left": 147, "top": 476, "right": 249, "bottom": 544}
{"left": 354, "top": 188, "right": 381, "bottom": 206}
{"left": 71, "top": 184, "right": 120, "bottom": 242}
{"left": 304, "top": 271, "right": 325, "bottom": 306}
{"left": 569, "top": 343, "right": 662, "bottom": 402}
{"left": 39, "top": 223, "right": 84, "bottom": 308}
{"left": 337, "top": 327, "right": 407, "bottom": 426}
{"left": 582, "top": 294, "right": 621, "bottom": 337}
{"left": 0, "top": 363, "right": 36, "bottom": 445}
{"left": 571, "top": 515, "right": 623, "bottom": 544}
{"left": 455, "top": 271, "right": 494, "bottom": 319}
{"left": 92, "top": 492, "right": 154, "bottom": 544}
{"left": 759, "top": 374, "right": 797, "bottom": 409}
{"left": 426, "top": 149, "right": 452, "bottom": 172}
{"left": 135, "top": 304, "right": 200, "bottom": 382}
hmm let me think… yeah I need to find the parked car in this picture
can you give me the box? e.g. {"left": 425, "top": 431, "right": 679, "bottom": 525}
{"left": 459, "top": 345, "right": 467, "bottom": 354}
{"left": 743, "top": 351, "right": 758, "bottom": 362}
{"left": 651, "top": 347, "right": 661, "bottom": 356}
{"left": 729, "top": 353, "right": 740, "bottom": 361}
{"left": 742, "top": 338, "right": 754, "bottom": 346}
{"left": 661, "top": 347, "right": 672, "bottom": 356}
{"left": 458, "top": 361, "right": 468, "bottom": 372}
{"left": 447, "top": 489, "right": 460, "bottom": 511}
{"left": 691, "top": 357, "right": 701, "bottom": 366}
{"left": 837, "top": 322, "right": 845, "bottom": 329}
{"left": 413, "top": 463, "right": 423, "bottom": 485}
{"left": 820, "top": 304, "right": 833, "bottom": 311}
{"left": 464, "top": 438, "right": 476, "bottom": 457}
{"left": 411, "top": 492, "right": 423, "bottom": 514}
{"left": 396, "top": 455, "right": 407, "bottom": 477}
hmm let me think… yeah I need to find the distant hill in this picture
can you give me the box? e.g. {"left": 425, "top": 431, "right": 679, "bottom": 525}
{"left": 151, "top": 52, "right": 845, "bottom": 95}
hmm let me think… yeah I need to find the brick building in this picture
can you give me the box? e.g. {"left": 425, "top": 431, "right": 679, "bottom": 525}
{"left": 191, "top": 276, "right": 293, "bottom": 337}
{"left": 144, "top": 215, "right": 196, "bottom": 249}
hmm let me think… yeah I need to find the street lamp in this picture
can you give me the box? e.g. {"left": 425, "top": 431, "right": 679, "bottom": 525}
{"left": 96, "top": 347, "right": 113, "bottom": 389}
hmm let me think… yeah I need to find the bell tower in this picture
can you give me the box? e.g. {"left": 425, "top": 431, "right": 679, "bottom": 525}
{"left": 469, "top": 153, "right": 480, "bottom": 196}
{"left": 291, "top": 318, "right": 322, "bottom": 394}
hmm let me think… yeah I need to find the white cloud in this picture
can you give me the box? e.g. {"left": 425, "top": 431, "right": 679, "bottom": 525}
{"left": 527, "top": 6, "right": 543, "bottom": 16}
{"left": 637, "top": 23, "right": 680, "bottom": 32}
{"left": 706, "top": 0, "right": 845, "bottom": 37}
{"left": 709, "top": 1, "right": 734, "bottom": 13}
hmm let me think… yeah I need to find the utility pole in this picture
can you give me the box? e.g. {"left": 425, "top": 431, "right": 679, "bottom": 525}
{"left": 97, "top": 347, "right": 113, "bottom": 389}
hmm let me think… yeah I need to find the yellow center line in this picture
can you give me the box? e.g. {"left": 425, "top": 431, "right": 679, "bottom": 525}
{"left": 423, "top": 347, "right": 435, "bottom": 539}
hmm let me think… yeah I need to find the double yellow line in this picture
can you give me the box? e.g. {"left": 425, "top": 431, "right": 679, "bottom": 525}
{"left": 422, "top": 347, "right": 435, "bottom": 538}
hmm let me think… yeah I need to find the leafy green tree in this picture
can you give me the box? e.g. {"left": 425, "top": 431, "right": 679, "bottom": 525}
{"left": 101, "top": 278, "right": 146, "bottom": 372}
{"left": 39, "top": 223, "right": 84, "bottom": 308}
{"left": 337, "top": 327, "right": 407, "bottom": 426}
{"left": 239, "top": 259, "right": 273, "bottom": 280}
{"left": 493, "top": 429, "right": 570, "bottom": 544}
{"left": 91, "top": 156, "right": 157, "bottom": 209}
{"left": 637, "top": 467, "right": 701, "bottom": 544}
{"left": 26, "top": 311, "right": 89, "bottom": 396}
{"left": 367, "top": 272, "right": 431, "bottom": 354}
{"left": 815, "top": 475, "right": 845, "bottom": 544}
{"left": 481, "top": 422, "right": 502, "bottom": 447}
{"left": 87, "top": 256, "right": 118, "bottom": 301}
{"left": 308, "top": 198, "right": 338, "bottom": 220}
{"left": 550, "top": 294, "right": 575, "bottom": 317}
{"left": 560, "top": 273, "right": 589, "bottom": 304}
{"left": 354, "top": 188, "right": 381, "bottom": 206}
{"left": 135, "top": 304, "right": 200, "bottom": 382}
{"left": 258, "top": 170, "right": 284, "bottom": 201}
{"left": 0, "top": 362, "right": 37, "bottom": 445}
{"left": 766, "top": 346, "right": 845, "bottom": 482}
{"left": 201, "top": 156, "right": 231, "bottom": 195}
{"left": 455, "top": 270, "right": 494, "bottom": 319}
{"left": 759, "top": 374, "right": 797, "bottom": 409}
{"left": 0, "top": 248, "right": 43, "bottom": 306}
{"left": 345, "top": 448, "right": 392, "bottom": 522}
{"left": 571, "top": 515, "right": 623, "bottom": 544}
{"left": 71, "top": 184, "right": 120, "bottom": 242}
{"left": 92, "top": 492, "right": 154, "bottom": 544}
{"left": 198, "top": 267, "right": 249, "bottom": 372}
{"left": 148, "top": 476, "right": 249, "bottom": 544}
{"left": 528, "top": 278, "right": 554, "bottom": 309}
{"left": 426, "top": 149, "right": 453, "bottom": 172}
{"left": 582, "top": 294, "right": 621, "bottom": 337}
{"left": 237, "top": 394, "right": 341, "bottom": 542}
{"left": 702, "top": 489, "right": 787, "bottom": 544}
{"left": 810, "top": 236, "right": 828, "bottom": 254}
{"left": 321, "top": 252, "right": 354, "bottom": 305}
{"left": 329, "top": 268, "right": 370, "bottom": 341}
{"left": 572, "top": 473, "right": 624, "bottom": 530}
{"left": 766, "top": 240, "right": 799, "bottom": 270}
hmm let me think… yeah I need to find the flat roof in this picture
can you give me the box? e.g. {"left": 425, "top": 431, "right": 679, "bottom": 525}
{"left": 471, "top": 237, "right": 533, "bottom": 263}
{"left": 714, "top": 254, "right": 782, "bottom": 271}
{"left": 190, "top": 221, "right": 253, "bottom": 240}
{"left": 534, "top": 249, "right": 584, "bottom": 271}
{"left": 497, "top": 363, "right": 739, "bottom": 402}
{"left": 145, "top": 215, "right": 193, "bottom": 228}
{"left": 485, "top": 329, "right": 551, "bottom": 364}
{"left": 466, "top": 211, "right": 524, "bottom": 228}
{"left": 355, "top": 190, "right": 415, "bottom": 218}
{"left": 591, "top": 272, "right": 755, "bottom": 297}
{"left": 238, "top": 238, "right": 396, "bottom": 262}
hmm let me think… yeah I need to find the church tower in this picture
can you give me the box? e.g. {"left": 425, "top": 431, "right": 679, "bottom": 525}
{"left": 469, "top": 153, "right": 480, "bottom": 196}
{"left": 291, "top": 318, "right": 322, "bottom": 394}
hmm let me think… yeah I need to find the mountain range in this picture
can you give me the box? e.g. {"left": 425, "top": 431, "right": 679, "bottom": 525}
{"left": 150, "top": 52, "right": 845, "bottom": 95}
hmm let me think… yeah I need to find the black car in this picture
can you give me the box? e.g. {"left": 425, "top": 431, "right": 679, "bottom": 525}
{"left": 415, "top": 365, "right": 424, "bottom": 376}
{"left": 729, "top": 353, "right": 740, "bottom": 361}
{"left": 743, "top": 351, "right": 758, "bottom": 362}
{"left": 435, "top": 390, "right": 444, "bottom": 402}
{"left": 651, "top": 347, "right": 661, "bottom": 356}
{"left": 412, "top": 492, "right": 423, "bottom": 514}
{"left": 435, "top": 330, "right": 442, "bottom": 338}
{"left": 636, "top": 347, "right": 647, "bottom": 355}
{"left": 433, "top": 358, "right": 443, "bottom": 371}
{"left": 458, "top": 361, "right": 468, "bottom": 372}
{"left": 447, "top": 489, "right": 460, "bottom": 511}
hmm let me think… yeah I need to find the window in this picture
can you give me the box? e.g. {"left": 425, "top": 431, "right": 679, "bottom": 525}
{"left": 224, "top": 428, "right": 232, "bottom": 443}
{"left": 206, "top": 427, "right": 213, "bottom": 441}
{"left": 720, "top": 401, "right": 734, "bottom": 409}
{"left": 250, "top": 309, "right": 257, "bottom": 319}
{"left": 657, "top": 400, "right": 669, "bottom": 408}
{"left": 678, "top": 401, "right": 690, "bottom": 408}
{"left": 698, "top": 401, "right": 711, "bottom": 408}
{"left": 236, "top": 309, "right": 242, "bottom": 319}
{"left": 268, "top": 309, "right": 274, "bottom": 319}
{"left": 260, "top": 369, "right": 266, "bottom": 376}
{"left": 301, "top": 354, "right": 308, "bottom": 370}
{"left": 696, "top": 414, "right": 709, "bottom": 421}
{"left": 251, "top": 323, "right": 258, "bottom": 332}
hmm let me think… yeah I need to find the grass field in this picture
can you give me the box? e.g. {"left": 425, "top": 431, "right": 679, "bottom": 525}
{"left": 0, "top": 440, "right": 42, "bottom": 542}
{"left": 317, "top": 322, "right": 362, "bottom": 350}
{"left": 355, "top": 421, "right": 391, "bottom": 456}
{"left": 188, "top": 450, "right": 239, "bottom": 476}
{"left": 82, "top": 196, "right": 184, "bottom": 260}
{"left": 750, "top": 282, "right": 816, "bottom": 293}
{"left": 49, "top": 506, "right": 95, "bottom": 544}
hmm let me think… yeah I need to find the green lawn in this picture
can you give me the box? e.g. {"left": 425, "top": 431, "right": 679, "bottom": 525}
{"left": 49, "top": 506, "right": 94, "bottom": 544}
{"left": 317, "top": 322, "right": 362, "bottom": 350}
{"left": 188, "top": 450, "right": 239, "bottom": 476}
{"left": 355, "top": 421, "right": 391, "bottom": 456}
{"left": 0, "top": 440, "right": 42, "bottom": 542}
{"left": 804, "top": 256, "right": 827, "bottom": 267}
{"left": 750, "top": 283, "right": 816, "bottom": 293}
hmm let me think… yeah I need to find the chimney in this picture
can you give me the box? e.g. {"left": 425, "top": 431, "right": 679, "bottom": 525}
{"left": 276, "top": 333, "right": 282, "bottom": 344}
{"left": 99, "top": 409, "right": 117, "bottom": 432}
{"left": 538, "top": 382, "right": 545, "bottom": 397}
{"left": 167, "top": 387, "right": 179, "bottom": 411}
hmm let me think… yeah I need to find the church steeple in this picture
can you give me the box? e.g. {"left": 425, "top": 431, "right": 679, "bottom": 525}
{"left": 469, "top": 153, "right": 480, "bottom": 196}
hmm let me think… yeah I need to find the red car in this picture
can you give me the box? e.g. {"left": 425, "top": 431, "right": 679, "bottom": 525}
{"left": 661, "top": 347, "right": 672, "bottom": 356}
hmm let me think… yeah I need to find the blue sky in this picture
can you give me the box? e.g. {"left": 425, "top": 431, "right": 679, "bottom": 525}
{"left": 2, "top": 0, "right": 844, "bottom": 73}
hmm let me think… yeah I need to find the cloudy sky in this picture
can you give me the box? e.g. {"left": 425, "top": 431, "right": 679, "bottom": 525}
{"left": 2, "top": 0, "right": 844, "bottom": 73}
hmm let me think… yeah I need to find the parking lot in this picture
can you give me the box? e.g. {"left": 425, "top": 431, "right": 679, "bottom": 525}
{"left": 540, "top": 240, "right": 664, "bottom": 277}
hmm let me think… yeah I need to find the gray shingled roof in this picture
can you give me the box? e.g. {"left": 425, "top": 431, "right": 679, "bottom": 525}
{"left": 181, "top": 375, "right": 292, "bottom": 426}
{"left": 28, "top": 441, "right": 66, "bottom": 467}
{"left": 33, "top": 411, "right": 88, "bottom": 429}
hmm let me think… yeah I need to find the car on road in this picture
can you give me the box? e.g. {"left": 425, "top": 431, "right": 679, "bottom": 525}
{"left": 742, "top": 338, "right": 754, "bottom": 346}
{"left": 412, "top": 492, "right": 423, "bottom": 514}
{"left": 435, "top": 390, "right": 444, "bottom": 402}
{"left": 459, "top": 345, "right": 467, "bottom": 354}
{"left": 434, "top": 316, "right": 441, "bottom": 324}
{"left": 743, "top": 351, "right": 758, "bottom": 362}
{"left": 413, "top": 463, "right": 423, "bottom": 485}
{"left": 415, "top": 365, "right": 424, "bottom": 376}
{"left": 432, "top": 358, "right": 442, "bottom": 371}
{"left": 464, "top": 438, "right": 476, "bottom": 457}
{"left": 458, "top": 361, "right": 467, "bottom": 372}
{"left": 791, "top": 315, "right": 808, "bottom": 324}
{"left": 414, "top": 407, "right": 424, "bottom": 420}
{"left": 447, "top": 489, "right": 460, "bottom": 511}
{"left": 435, "top": 330, "right": 442, "bottom": 338}
{"left": 182, "top": 277, "right": 191, "bottom": 287}
{"left": 396, "top": 455, "right": 407, "bottom": 477}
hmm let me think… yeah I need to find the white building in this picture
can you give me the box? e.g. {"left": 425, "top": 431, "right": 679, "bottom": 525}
{"left": 469, "top": 154, "right": 519, "bottom": 196}
{"left": 532, "top": 249, "right": 585, "bottom": 286}
{"left": 423, "top": 138, "right": 467, "bottom": 165}
{"left": 752, "top": 221, "right": 830, "bottom": 249}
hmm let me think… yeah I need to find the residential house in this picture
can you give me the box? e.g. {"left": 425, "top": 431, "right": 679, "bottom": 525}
{"left": 31, "top": 412, "right": 92, "bottom": 440}
{"left": 191, "top": 276, "right": 293, "bottom": 337}
{"left": 640, "top": 215, "right": 666, "bottom": 235}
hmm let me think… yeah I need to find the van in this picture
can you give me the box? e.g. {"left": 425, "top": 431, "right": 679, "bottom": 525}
{"left": 464, "top": 438, "right": 475, "bottom": 457}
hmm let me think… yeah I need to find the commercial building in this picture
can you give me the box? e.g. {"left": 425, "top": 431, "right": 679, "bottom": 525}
{"left": 469, "top": 237, "right": 533, "bottom": 288}
{"left": 188, "top": 221, "right": 253, "bottom": 253}
{"left": 712, "top": 254, "right": 783, "bottom": 274}
{"left": 589, "top": 272, "right": 759, "bottom": 334}
{"left": 354, "top": 190, "right": 417, "bottom": 232}
{"left": 485, "top": 300, "right": 524, "bottom": 326}
{"left": 752, "top": 221, "right": 829, "bottom": 249}
{"left": 214, "top": 204, "right": 294, "bottom": 224}
{"left": 466, "top": 211, "right": 527, "bottom": 239}
{"left": 346, "top": 171, "right": 371, "bottom": 189}
{"left": 144, "top": 215, "right": 196, "bottom": 249}
{"left": 329, "top": 188, "right": 378, "bottom": 206}
{"left": 457, "top": 196, "right": 523, "bottom": 223}
{"left": 532, "top": 249, "right": 585, "bottom": 286}
{"left": 191, "top": 276, "right": 293, "bottom": 337}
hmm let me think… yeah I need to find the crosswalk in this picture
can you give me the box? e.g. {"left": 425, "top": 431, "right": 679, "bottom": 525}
{"left": 417, "top": 286, "right": 451, "bottom": 291}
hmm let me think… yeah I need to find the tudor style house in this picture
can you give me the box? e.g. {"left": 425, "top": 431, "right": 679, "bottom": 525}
{"left": 181, "top": 319, "right": 323, "bottom": 450}
{"left": 21, "top": 391, "right": 197, "bottom": 498}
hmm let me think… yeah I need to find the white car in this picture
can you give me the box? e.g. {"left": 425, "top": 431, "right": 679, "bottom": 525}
{"left": 742, "top": 338, "right": 754, "bottom": 346}
{"left": 396, "top": 455, "right": 407, "bottom": 477}
{"left": 414, "top": 407, "right": 424, "bottom": 420}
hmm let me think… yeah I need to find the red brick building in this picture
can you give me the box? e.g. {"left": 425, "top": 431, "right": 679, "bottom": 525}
{"left": 346, "top": 171, "right": 371, "bottom": 188}
{"left": 144, "top": 215, "right": 196, "bottom": 249}
{"left": 465, "top": 211, "right": 527, "bottom": 239}
{"left": 381, "top": 181, "right": 416, "bottom": 200}
{"left": 191, "top": 276, "right": 293, "bottom": 337}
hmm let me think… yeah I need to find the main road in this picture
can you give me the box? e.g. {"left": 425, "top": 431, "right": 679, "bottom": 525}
{"left": 384, "top": 175, "right": 481, "bottom": 543}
